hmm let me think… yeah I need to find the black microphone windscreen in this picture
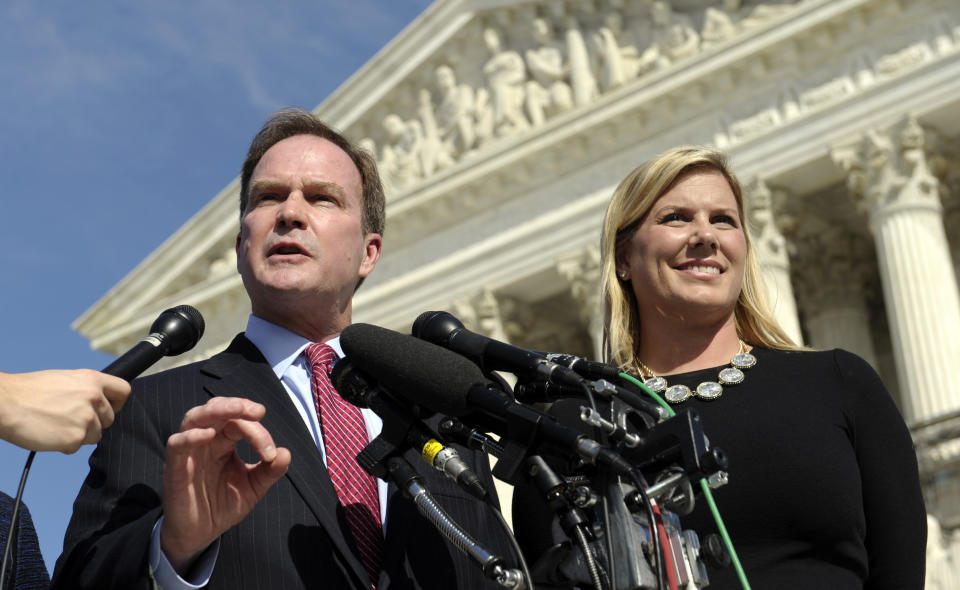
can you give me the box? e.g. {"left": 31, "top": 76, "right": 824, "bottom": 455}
{"left": 340, "top": 323, "right": 490, "bottom": 416}
{"left": 150, "top": 304, "right": 205, "bottom": 355}
{"left": 411, "top": 310, "right": 463, "bottom": 345}
{"left": 102, "top": 305, "right": 205, "bottom": 382}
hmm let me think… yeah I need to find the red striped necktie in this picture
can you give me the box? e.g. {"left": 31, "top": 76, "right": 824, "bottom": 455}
{"left": 305, "top": 342, "right": 383, "bottom": 588}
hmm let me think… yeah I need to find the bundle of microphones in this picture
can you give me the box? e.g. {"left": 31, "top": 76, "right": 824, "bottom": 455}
{"left": 334, "top": 311, "right": 731, "bottom": 590}
{"left": 4, "top": 306, "right": 725, "bottom": 590}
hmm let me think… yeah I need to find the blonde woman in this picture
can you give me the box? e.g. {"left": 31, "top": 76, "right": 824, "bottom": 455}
{"left": 599, "top": 146, "right": 925, "bottom": 588}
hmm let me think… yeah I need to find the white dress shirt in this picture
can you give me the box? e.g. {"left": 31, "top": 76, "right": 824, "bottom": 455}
{"left": 150, "top": 315, "right": 387, "bottom": 589}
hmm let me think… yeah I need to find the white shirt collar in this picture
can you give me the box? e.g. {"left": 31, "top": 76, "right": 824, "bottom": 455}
{"left": 243, "top": 314, "right": 344, "bottom": 379}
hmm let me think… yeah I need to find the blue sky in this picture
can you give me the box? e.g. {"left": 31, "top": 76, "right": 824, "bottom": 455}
{"left": 0, "top": 0, "right": 430, "bottom": 573}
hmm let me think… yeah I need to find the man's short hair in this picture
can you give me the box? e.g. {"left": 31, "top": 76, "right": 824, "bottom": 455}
{"left": 239, "top": 108, "right": 385, "bottom": 237}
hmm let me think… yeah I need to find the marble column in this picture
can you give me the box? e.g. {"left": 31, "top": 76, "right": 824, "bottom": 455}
{"left": 745, "top": 179, "right": 804, "bottom": 345}
{"left": 832, "top": 115, "right": 960, "bottom": 426}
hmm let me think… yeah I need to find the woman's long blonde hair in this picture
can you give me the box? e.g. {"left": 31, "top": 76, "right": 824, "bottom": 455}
{"left": 601, "top": 146, "right": 801, "bottom": 369}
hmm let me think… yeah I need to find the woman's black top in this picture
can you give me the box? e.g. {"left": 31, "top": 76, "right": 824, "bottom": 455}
{"left": 513, "top": 348, "right": 926, "bottom": 589}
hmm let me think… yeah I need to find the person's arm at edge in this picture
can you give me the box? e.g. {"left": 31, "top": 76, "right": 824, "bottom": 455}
{"left": 836, "top": 350, "right": 927, "bottom": 589}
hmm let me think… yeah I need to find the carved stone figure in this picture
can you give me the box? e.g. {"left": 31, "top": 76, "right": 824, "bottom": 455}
{"left": 647, "top": 0, "right": 700, "bottom": 67}
{"left": 746, "top": 179, "right": 791, "bottom": 267}
{"left": 564, "top": 15, "right": 598, "bottom": 106}
{"left": 381, "top": 113, "right": 424, "bottom": 189}
{"left": 524, "top": 18, "right": 574, "bottom": 127}
{"left": 417, "top": 89, "right": 454, "bottom": 175}
{"left": 701, "top": 1, "right": 740, "bottom": 49}
{"left": 433, "top": 65, "right": 478, "bottom": 158}
{"left": 593, "top": 10, "right": 643, "bottom": 91}
{"left": 481, "top": 26, "right": 530, "bottom": 136}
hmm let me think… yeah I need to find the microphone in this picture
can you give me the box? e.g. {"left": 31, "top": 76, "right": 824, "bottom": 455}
{"left": 437, "top": 417, "right": 505, "bottom": 459}
{"left": 340, "top": 323, "right": 632, "bottom": 475}
{"left": 0, "top": 304, "right": 205, "bottom": 590}
{"left": 543, "top": 352, "right": 626, "bottom": 382}
{"left": 412, "top": 311, "right": 584, "bottom": 387}
{"left": 102, "top": 305, "right": 205, "bottom": 380}
{"left": 330, "top": 358, "right": 488, "bottom": 499}
{"left": 515, "top": 376, "right": 665, "bottom": 420}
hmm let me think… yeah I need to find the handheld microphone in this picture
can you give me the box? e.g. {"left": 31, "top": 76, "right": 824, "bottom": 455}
{"left": 412, "top": 311, "right": 584, "bottom": 387}
{"left": 340, "top": 323, "right": 632, "bottom": 475}
{"left": 331, "top": 358, "right": 488, "bottom": 499}
{"left": 102, "top": 305, "right": 205, "bottom": 380}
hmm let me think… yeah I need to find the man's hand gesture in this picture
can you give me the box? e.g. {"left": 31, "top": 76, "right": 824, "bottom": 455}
{"left": 159, "top": 397, "right": 291, "bottom": 574}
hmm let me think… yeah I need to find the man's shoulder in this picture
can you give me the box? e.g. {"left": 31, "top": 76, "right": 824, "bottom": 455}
{"left": 131, "top": 333, "right": 263, "bottom": 390}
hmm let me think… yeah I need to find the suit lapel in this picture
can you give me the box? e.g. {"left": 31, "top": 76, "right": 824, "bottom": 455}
{"left": 201, "top": 334, "right": 371, "bottom": 588}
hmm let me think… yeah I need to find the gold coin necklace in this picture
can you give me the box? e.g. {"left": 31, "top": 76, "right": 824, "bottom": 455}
{"left": 636, "top": 341, "right": 757, "bottom": 403}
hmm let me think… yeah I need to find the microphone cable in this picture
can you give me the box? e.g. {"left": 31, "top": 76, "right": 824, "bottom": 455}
{"left": 484, "top": 493, "right": 535, "bottom": 590}
{"left": 617, "top": 371, "right": 752, "bottom": 590}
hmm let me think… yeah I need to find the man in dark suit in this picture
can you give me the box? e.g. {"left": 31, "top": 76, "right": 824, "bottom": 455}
{"left": 51, "top": 109, "right": 513, "bottom": 589}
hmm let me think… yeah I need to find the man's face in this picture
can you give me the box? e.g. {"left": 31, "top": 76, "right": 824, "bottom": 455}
{"left": 236, "top": 134, "right": 381, "bottom": 328}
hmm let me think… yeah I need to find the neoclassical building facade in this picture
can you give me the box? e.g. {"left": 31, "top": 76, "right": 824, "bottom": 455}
{"left": 75, "top": 0, "right": 960, "bottom": 584}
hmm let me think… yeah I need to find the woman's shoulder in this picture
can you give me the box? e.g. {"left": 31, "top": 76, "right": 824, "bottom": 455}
{"left": 755, "top": 346, "right": 888, "bottom": 396}
{"left": 755, "top": 346, "right": 872, "bottom": 370}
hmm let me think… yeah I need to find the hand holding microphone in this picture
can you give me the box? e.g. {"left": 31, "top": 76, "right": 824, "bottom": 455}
{"left": 1, "top": 305, "right": 206, "bottom": 590}
{"left": 0, "top": 304, "right": 204, "bottom": 454}
{"left": 0, "top": 369, "right": 131, "bottom": 454}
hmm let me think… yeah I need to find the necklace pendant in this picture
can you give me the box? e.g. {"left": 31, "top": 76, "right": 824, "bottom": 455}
{"left": 644, "top": 376, "right": 667, "bottom": 393}
{"left": 731, "top": 352, "right": 757, "bottom": 370}
{"left": 718, "top": 367, "right": 744, "bottom": 385}
{"left": 696, "top": 381, "right": 723, "bottom": 400}
{"left": 664, "top": 384, "right": 693, "bottom": 403}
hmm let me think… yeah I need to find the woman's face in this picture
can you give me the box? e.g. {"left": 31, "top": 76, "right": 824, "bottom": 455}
{"left": 619, "top": 168, "right": 747, "bottom": 327}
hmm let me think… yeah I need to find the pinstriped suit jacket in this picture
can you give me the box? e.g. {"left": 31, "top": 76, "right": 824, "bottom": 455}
{"left": 51, "top": 334, "right": 515, "bottom": 590}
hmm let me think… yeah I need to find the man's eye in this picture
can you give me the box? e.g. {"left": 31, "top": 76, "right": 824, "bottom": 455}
{"left": 255, "top": 193, "right": 279, "bottom": 204}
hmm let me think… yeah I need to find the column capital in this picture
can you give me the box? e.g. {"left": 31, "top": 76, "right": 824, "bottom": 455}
{"left": 831, "top": 115, "right": 944, "bottom": 223}
{"left": 745, "top": 177, "right": 793, "bottom": 270}
{"left": 555, "top": 244, "right": 602, "bottom": 314}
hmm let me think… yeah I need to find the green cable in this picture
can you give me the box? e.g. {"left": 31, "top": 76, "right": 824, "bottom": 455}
{"left": 617, "top": 372, "right": 752, "bottom": 590}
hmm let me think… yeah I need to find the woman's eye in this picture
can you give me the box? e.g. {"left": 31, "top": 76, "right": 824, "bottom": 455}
{"left": 662, "top": 212, "right": 686, "bottom": 223}
{"left": 713, "top": 215, "right": 738, "bottom": 227}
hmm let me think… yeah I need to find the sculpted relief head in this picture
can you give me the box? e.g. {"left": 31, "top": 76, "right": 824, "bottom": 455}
{"left": 382, "top": 114, "right": 404, "bottom": 138}
{"left": 532, "top": 17, "right": 551, "bottom": 44}
{"left": 435, "top": 65, "right": 456, "bottom": 91}
{"left": 483, "top": 27, "right": 502, "bottom": 54}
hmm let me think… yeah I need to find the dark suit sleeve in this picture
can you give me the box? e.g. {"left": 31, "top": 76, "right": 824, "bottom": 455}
{"left": 51, "top": 368, "right": 198, "bottom": 590}
{"left": 835, "top": 350, "right": 927, "bottom": 590}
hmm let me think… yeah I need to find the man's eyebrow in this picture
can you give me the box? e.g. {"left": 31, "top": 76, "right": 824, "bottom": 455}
{"left": 249, "top": 179, "right": 285, "bottom": 195}
{"left": 301, "top": 179, "right": 346, "bottom": 199}
{"left": 248, "top": 179, "right": 347, "bottom": 199}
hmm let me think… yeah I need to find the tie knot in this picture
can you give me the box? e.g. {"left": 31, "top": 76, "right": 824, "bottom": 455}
{"left": 304, "top": 342, "right": 338, "bottom": 374}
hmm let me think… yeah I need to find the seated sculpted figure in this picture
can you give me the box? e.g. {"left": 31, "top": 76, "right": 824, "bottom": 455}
{"left": 524, "top": 18, "right": 574, "bottom": 127}
{"left": 481, "top": 26, "right": 530, "bottom": 136}
{"left": 644, "top": 0, "right": 701, "bottom": 68}
{"left": 433, "top": 65, "right": 479, "bottom": 159}
{"left": 594, "top": 9, "right": 643, "bottom": 91}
